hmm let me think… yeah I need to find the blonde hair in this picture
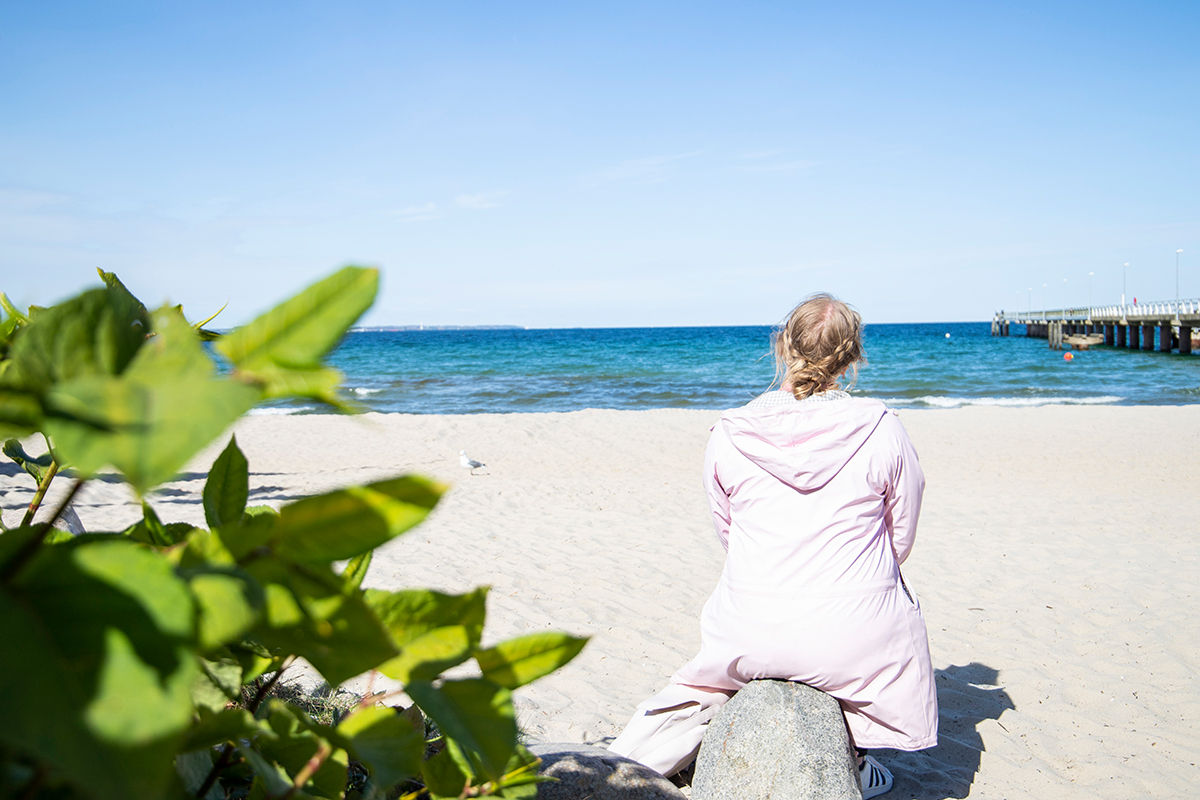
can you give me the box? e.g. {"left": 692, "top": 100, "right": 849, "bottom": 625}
{"left": 771, "top": 293, "right": 865, "bottom": 400}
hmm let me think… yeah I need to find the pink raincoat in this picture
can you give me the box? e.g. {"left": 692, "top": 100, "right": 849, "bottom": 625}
{"left": 611, "top": 395, "right": 936, "bottom": 772}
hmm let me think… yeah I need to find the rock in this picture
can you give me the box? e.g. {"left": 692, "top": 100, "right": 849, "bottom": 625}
{"left": 33, "top": 504, "right": 86, "bottom": 535}
{"left": 691, "top": 680, "right": 860, "bottom": 800}
{"left": 4, "top": 504, "right": 87, "bottom": 535}
{"left": 528, "top": 744, "right": 687, "bottom": 800}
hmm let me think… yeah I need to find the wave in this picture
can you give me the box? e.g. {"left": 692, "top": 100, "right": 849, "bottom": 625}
{"left": 352, "top": 387, "right": 382, "bottom": 395}
{"left": 885, "top": 395, "right": 1122, "bottom": 409}
{"left": 247, "top": 406, "right": 315, "bottom": 416}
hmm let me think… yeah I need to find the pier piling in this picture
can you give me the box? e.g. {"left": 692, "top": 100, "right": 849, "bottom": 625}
{"left": 995, "top": 299, "right": 1199, "bottom": 356}
{"left": 1142, "top": 324, "right": 1155, "bottom": 351}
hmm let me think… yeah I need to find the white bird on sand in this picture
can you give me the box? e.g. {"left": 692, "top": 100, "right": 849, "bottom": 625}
{"left": 459, "top": 450, "right": 486, "bottom": 474}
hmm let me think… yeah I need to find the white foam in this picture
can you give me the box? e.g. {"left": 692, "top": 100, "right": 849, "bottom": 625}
{"left": 352, "top": 387, "right": 382, "bottom": 395}
{"left": 884, "top": 396, "right": 1122, "bottom": 409}
{"left": 247, "top": 406, "right": 315, "bottom": 416}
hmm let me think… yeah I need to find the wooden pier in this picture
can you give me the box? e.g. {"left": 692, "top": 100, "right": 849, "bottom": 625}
{"left": 992, "top": 299, "right": 1200, "bottom": 353}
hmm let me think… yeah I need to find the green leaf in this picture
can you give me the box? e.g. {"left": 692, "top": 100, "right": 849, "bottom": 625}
{"left": 228, "top": 638, "right": 281, "bottom": 684}
{"left": 274, "top": 475, "right": 445, "bottom": 564}
{"left": 186, "top": 566, "right": 264, "bottom": 651}
{"left": 0, "top": 385, "right": 44, "bottom": 438}
{"left": 175, "top": 749, "right": 223, "bottom": 800}
{"left": 123, "top": 504, "right": 198, "bottom": 548}
{"left": 183, "top": 707, "right": 261, "bottom": 752}
{"left": 176, "top": 526, "right": 237, "bottom": 568}
{"left": 0, "top": 523, "right": 45, "bottom": 572}
{"left": 218, "top": 266, "right": 377, "bottom": 367}
{"left": 249, "top": 364, "right": 349, "bottom": 407}
{"left": 244, "top": 504, "right": 281, "bottom": 519}
{"left": 337, "top": 706, "right": 424, "bottom": 791}
{"left": 246, "top": 559, "right": 398, "bottom": 686}
{"left": 476, "top": 632, "right": 589, "bottom": 690}
{"left": 364, "top": 587, "right": 487, "bottom": 682}
{"left": 143, "top": 501, "right": 171, "bottom": 546}
{"left": 341, "top": 550, "right": 371, "bottom": 591}
{"left": 494, "top": 745, "right": 547, "bottom": 797}
{"left": 0, "top": 539, "right": 197, "bottom": 800}
{"left": 44, "top": 306, "right": 260, "bottom": 494}
{"left": 0, "top": 291, "right": 29, "bottom": 325}
{"left": 364, "top": 587, "right": 488, "bottom": 648}
{"left": 2, "top": 438, "right": 52, "bottom": 483}
{"left": 192, "top": 653, "right": 245, "bottom": 713}
{"left": 237, "top": 745, "right": 295, "bottom": 798}
{"left": 217, "top": 267, "right": 378, "bottom": 403}
{"left": 4, "top": 283, "right": 148, "bottom": 396}
{"left": 382, "top": 627, "right": 474, "bottom": 684}
{"left": 255, "top": 701, "right": 348, "bottom": 798}
{"left": 420, "top": 747, "right": 469, "bottom": 799}
{"left": 218, "top": 511, "right": 279, "bottom": 561}
{"left": 204, "top": 435, "right": 249, "bottom": 529}
{"left": 84, "top": 625, "right": 193, "bottom": 744}
{"left": 94, "top": 269, "right": 144, "bottom": 307}
{"left": 406, "top": 678, "right": 518, "bottom": 782}
{"left": 191, "top": 300, "right": 227, "bottom": 332}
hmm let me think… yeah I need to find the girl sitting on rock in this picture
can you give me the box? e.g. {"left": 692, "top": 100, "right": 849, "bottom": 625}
{"left": 609, "top": 293, "right": 937, "bottom": 799}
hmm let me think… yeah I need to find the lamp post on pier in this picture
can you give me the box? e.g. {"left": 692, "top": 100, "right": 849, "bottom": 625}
{"left": 1027, "top": 287, "right": 1032, "bottom": 316}
{"left": 1177, "top": 249, "right": 1183, "bottom": 303}
{"left": 1088, "top": 272, "right": 1094, "bottom": 310}
{"left": 1042, "top": 283, "right": 1047, "bottom": 319}
{"left": 1122, "top": 263, "right": 1128, "bottom": 307}
{"left": 1062, "top": 278, "right": 1067, "bottom": 320}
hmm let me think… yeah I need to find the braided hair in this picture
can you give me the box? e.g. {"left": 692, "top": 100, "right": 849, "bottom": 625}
{"left": 771, "top": 293, "right": 864, "bottom": 400}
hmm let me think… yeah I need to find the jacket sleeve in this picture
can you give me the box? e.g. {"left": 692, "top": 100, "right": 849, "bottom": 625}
{"left": 882, "top": 413, "right": 925, "bottom": 565}
{"left": 702, "top": 425, "right": 732, "bottom": 552}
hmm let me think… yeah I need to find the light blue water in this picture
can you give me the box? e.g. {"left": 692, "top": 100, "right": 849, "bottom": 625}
{"left": 251, "top": 322, "right": 1200, "bottom": 415}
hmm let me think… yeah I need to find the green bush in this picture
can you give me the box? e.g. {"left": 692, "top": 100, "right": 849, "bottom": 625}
{"left": 0, "top": 269, "right": 587, "bottom": 800}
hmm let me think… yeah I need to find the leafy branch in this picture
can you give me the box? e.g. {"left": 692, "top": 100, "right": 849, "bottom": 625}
{"left": 19, "top": 457, "right": 59, "bottom": 528}
{"left": 0, "top": 267, "right": 588, "bottom": 800}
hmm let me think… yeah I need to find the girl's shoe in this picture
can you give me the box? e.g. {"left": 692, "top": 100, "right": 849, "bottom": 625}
{"left": 859, "top": 755, "right": 893, "bottom": 799}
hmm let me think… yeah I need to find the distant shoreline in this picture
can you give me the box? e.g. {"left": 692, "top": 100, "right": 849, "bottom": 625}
{"left": 349, "top": 325, "right": 527, "bottom": 332}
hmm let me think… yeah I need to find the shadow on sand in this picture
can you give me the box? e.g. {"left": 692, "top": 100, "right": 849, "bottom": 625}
{"left": 591, "top": 662, "right": 1011, "bottom": 799}
{"left": 876, "top": 662, "right": 1013, "bottom": 799}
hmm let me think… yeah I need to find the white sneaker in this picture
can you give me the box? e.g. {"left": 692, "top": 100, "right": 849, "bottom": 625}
{"left": 859, "top": 755, "right": 893, "bottom": 799}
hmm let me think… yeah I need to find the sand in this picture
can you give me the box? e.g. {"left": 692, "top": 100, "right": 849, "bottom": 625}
{"left": 3, "top": 405, "right": 1197, "bottom": 799}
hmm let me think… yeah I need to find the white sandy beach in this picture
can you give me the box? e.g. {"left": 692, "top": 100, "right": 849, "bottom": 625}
{"left": 3, "top": 405, "right": 1197, "bottom": 799}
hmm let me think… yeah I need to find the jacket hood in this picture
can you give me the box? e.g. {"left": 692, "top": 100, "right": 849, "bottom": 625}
{"left": 718, "top": 397, "right": 890, "bottom": 492}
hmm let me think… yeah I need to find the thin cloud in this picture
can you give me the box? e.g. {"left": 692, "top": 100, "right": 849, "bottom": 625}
{"left": 0, "top": 187, "right": 72, "bottom": 212}
{"left": 735, "top": 149, "right": 785, "bottom": 160}
{"left": 455, "top": 191, "right": 506, "bottom": 210}
{"left": 587, "top": 150, "right": 705, "bottom": 187}
{"left": 393, "top": 202, "right": 439, "bottom": 222}
{"left": 736, "top": 159, "right": 819, "bottom": 173}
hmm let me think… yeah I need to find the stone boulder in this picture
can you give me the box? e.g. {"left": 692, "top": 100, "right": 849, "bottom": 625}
{"left": 528, "top": 744, "right": 687, "bottom": 800}
{"left": 691, "top": 680, "right": 860, "bottom": 800}
{"left": 4, "top": 504, "right": 86, "bottom": 535}
{"left": 34, "top": 504, "right": 86, "bottom": 535}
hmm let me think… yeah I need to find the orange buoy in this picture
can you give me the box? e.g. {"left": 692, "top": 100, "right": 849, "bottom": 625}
{"left": 1063, "top": 352, "right": 1074, "bottom": 361}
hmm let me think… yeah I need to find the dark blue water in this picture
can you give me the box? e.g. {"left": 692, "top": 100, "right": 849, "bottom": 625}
{"left": 250, "top": 322, "right": 1200, "bottom": 415}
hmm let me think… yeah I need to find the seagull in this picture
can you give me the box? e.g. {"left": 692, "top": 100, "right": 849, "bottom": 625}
{"left": 459, "top": 450, "right": 486, "bottom": 474}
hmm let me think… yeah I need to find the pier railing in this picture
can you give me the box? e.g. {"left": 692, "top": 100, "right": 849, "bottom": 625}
{"left": 997, "top": 298, "right": 1200, "bottom": 324}
{"left": 991, "top": 297, "right": 1200, "bottom": 353}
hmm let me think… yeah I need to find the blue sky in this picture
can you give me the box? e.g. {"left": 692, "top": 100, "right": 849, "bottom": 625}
{"left": 1, "top": 1, "right": 1197, "bottom": 327}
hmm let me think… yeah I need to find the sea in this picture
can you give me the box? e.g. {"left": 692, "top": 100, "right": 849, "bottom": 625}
{"left": 251, "top": 322, "right": 1200, "bottom": 416}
